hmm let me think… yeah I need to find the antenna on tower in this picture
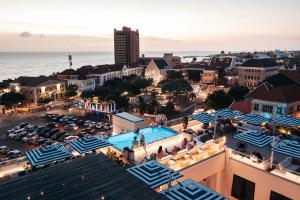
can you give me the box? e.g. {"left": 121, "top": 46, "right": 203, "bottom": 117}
{"left": 68, "top": 54, "right": 72, "bottom": 69}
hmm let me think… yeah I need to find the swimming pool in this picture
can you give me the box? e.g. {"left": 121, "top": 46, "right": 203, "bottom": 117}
{"left": 106, "top": 127, "right": 178, "bottom": 151}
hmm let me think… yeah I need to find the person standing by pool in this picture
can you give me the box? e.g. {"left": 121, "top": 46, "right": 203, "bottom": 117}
{"left": 131, "top": 136, "right": 139, "bottom": 149}
{"left": 140, "top": 134, "right": 147, "bottom": 154}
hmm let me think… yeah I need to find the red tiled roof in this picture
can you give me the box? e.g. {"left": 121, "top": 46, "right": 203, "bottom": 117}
{"left": 59, "top": 68, "right": 77, "bottom": 75}
{"left": 229, "top": 100, "right": 251, "bottom": 114}
{"left": 13, "top": 76, "right": 61, "bottom": 87}
{"left": 75, "top": 65, "right": 95, "bottom": 76}
{"left": 279, "top": 70, "right": 300, "bottom": 85}
{"left": 91, "top": 64, "right": 124, "bottom": 74}
{"left": 247, "top": 82, "right": 300, "bottom": 103}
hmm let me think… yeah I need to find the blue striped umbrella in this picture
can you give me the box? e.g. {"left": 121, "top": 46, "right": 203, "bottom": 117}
{"left": 191, "top": 112, "right": 215, "bottom": 124}
{"left": 25, "top": 143, "right": 72, "bottom": 166}
{"left": 237, "top": 113, "right": 269, "bottom": 125}
{"left": 233, "top": 129, "right": 272, "bottom": 147}
{"left": 272, "top": 140, "right": 300, "bottom": 159}
{"left": 272, "top": 115, "right": 300, "bottom": 127}
{"left": 127, "top": 160, "right": 182, "bottom": 189}
{"left": 161, "top": 179, "right": 227, "bottom": 200}
{"left": 214, "top": 108, "right": 239, "bottom": 119}
{"left": 68, "top": 136, "right": 111, "bottom": 154}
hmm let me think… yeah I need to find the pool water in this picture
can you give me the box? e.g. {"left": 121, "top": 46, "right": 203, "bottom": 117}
{"left": 106, "top": 127, "right": 178, "bottom": 151}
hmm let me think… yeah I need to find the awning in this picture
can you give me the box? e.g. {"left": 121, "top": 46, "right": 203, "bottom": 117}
{"left": 272, "top": 115, "right": 300, "bottom": 127}
{"left": 127, "top": 160, "right": 182, "bottom": 189}
{"left": 25, "top": 144, "right": 72, "bottom": 166}
{"left": 68, "top": 136, "right": 111, "bottom": 154}
{"left": 237, "top": 113, "right": 269, "bottom": 125}
{"left": 214, "top": 108, "right": 239, "bottom": 119}
{"left": 272, "top": 140, "right": 300, "bottom": 159}
{"left": 161, "top": 179, "right": 227, "bottom": 200}
{"left": 233, "top": 129, "right": 273, "bottom": 147}
{"left": 191, "top": 112, "right": 215, "bottom": 124}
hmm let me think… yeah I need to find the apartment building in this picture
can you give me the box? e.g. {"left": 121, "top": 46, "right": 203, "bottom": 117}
{"left": 238, "top": 58, "right": 279, "bottom": 87}
{"left": 114, "top": 26, "right": 139, "bottom": 65}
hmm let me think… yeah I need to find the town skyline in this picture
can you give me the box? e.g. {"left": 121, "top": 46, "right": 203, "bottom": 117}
{"left": 1, "top": 0, "right": 300, "bottom": 52}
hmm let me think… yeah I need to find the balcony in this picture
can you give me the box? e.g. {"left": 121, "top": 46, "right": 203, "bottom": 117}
{"left": 229, "top": 149, "right": 300, "bottom": 184}
{"left": 159, "top": 137, "right": 225, "bottom": 171}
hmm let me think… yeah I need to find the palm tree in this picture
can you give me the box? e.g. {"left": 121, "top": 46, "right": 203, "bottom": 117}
{"left": 137, "top": 96, "right": 146, "bottom": 116}
{"left": 149, "top": 92, "right": 160, "bottom": 115}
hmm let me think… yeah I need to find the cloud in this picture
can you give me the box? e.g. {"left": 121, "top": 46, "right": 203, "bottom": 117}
{"left": 19, "top": 31, "right": 32, "bottom": 38}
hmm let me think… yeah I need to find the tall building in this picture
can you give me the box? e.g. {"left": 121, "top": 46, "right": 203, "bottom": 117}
{"left": 114, "top": 26, "right": 139, "bottom": 65}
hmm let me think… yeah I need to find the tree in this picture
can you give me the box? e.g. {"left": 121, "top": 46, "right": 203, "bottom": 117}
{"left": 166, "top": 71, "right": 183, "bottom": 79}
{"left": 159, "top": 79, "right": 192, "bottom": 93}
{"left": 137, "top": 96, "right": 147, "bottom": 116}
{"left": 228, "top": 86, "right": 250, "bottom": 101}
{"left": 165, "top": 101, "right": 175, "bottom": 114}
{"left": 148, "top": 92, "right": 160, "bottom": 114}
{"left": 0, "top": 92, "right": 26, "bottom": 109}
{"left": 217, "top": 68, "right": 227, "bottom": 86}
{"left": 65, "top": 84, "right": 78, "bottom": 98}
{"left": 187, "top": 71, "right": 201, "bottom": 82}
{"left": 204, "top": 90, "right": 232, "bottom": 110}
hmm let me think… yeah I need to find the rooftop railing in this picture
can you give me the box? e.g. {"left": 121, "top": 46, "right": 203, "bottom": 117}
{"left": 229, "top": 149, "right": 300, "bottom": 184}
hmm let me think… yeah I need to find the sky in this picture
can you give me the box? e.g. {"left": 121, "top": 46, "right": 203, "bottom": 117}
{"left": 0, "top": 0, "right": 300, "bottom": 52}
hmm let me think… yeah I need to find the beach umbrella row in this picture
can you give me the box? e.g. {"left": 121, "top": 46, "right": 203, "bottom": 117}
{"left": 161, "top": 179, "right": 227, "bottom": 200}
{"left": 68, "top": 136, "right": 110, "bottom": 154}
{"left": 127, "top": 160, "right": 182, "bottom": 189}
{"left": 25, "top": 143, "right": 72, "bottom": 167}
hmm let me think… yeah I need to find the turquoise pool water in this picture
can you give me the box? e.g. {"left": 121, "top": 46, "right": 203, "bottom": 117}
{"left": 106, "top": 127, "right": 178, "bottom": 151}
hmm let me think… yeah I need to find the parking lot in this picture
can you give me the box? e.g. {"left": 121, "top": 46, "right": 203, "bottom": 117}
{"left": 0, "top": 111, "right": 112, "bottom": 162}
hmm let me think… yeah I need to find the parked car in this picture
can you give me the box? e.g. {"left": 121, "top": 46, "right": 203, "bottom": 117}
{"left": 44, "top": 128, "right": 59, "bottom": 138}
{"left": 58, "top": 133, "right": 71, "bottom": 142}
{"left": 8, "top": 132, "right": 18, "bottom": 139}
{"left": 19, "top": 123, "right": 29, "bottom": 129}
{"left": 33, "top": 138, "right": 48, "bottom": 146}
{"left": 96, "top": 122, "right": 105, "bottom": 129}
{"left": 64, "top": 135, "right": 79, "bottom": 142}
{"left": 28, "top": 136, "right": 40, "bottom": 145}
{"left": 0, "top": 146, "right": 10, "bottom": 154}
{"left": 77, "top": 131, "right": 87, "bottom": 138}
{"left": 84, "top": 120, "right": 91, "bottom": 127}
{"left": 47, "top": 122, "right": 60, "bottom": 128}
{"left": 51, "top": 131, "right": 66, "bottom": 140}
{"left": 7, "top": 150, "right": 22, "bottom": 159}
{"left": 21, "top": 133, "right": 37, "bottom": 143}
{"left": 76, "top": 119, "right": 85, "bottom": 126}
{"left": 82, "top": 127, "right": 97, "bottom": 134}
{"left": 7, "top": 129, "right": 15, "bottom": 135}
{"left": 38, "top": 127, "right": 51, "bottom": 136}
{"left": 15, "top": 132, "right": 28, "bottom": 141}
{"left": 89, "top": 121, "right": 97, "bottom": 128}
{"left": 64, "top": 124, "right": 79, "bottom": 131}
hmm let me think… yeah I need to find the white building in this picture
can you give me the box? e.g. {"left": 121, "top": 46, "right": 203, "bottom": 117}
{"left": 144, "top": 58, "right": 169, "bottom": 85}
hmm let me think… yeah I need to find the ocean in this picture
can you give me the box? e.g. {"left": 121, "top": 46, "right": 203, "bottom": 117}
{"left": 0, "top": 51, "right": 217, "bottom": 81}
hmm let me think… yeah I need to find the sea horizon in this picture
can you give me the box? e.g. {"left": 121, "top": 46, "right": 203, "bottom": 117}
{"left": 0, "top": 51, "right": 218, "bottom": 81}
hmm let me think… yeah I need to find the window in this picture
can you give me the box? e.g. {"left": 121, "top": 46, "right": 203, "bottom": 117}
{"left": 231, "top": 175, "right": 255, "bottom": 200}
{"left": 277, "top": 107, "right": 283, "bottom": 114}
{"left": 253, "top": 104, "right": 259, "bottom": 111}
{"left": 262, "top": 105, "right": 273, "bottom": 113}
{"left": 297, "top": 105, "right": 300, "bottom": 111}
{"left": 270, "top": 191, "right": 291, "bottom": 200}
